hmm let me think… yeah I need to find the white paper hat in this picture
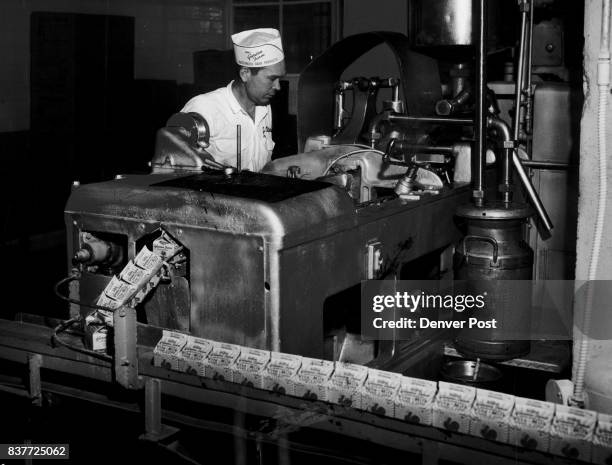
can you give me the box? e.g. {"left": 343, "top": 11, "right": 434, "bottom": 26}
{"left": 232, "top": 28, "right": 284, "bottom": 68}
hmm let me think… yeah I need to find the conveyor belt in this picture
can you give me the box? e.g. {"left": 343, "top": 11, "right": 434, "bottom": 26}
{"left": 0, "top": 316, "right": 592, "bottom": 465}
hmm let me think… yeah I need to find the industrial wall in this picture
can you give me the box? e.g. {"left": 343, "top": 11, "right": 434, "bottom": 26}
{"left": 0, "top": 0, "right": 228, "bottom": 133}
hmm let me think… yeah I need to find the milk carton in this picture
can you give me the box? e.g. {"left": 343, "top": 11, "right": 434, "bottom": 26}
{"left": 232, "top": 348, "right": 271, "bottom": 389}
{"left": 293, "top": 357, "right": 335, "bottom": 401}
{"left": 84, "top": 324, "right": 109, "bottom": 353}
{"left": 153, "top": 233, "right": 181, "bottom": 259}
{"left": 394, "top": 376, "right": 437, "bottom": 426}
{"left": 103, "top": 276, "right": 137, "bottom": 304}
{"left": 119, "top": 261, "right": 149, "bottom": 287}
{"left": 360, "top": 369, "right": 402, "bottom": 417}
{"left": 178, "top": 336, "right": 214, "bottom": 376}
{"left": 592, "top": 413, "right": 612, "bottom": 465}
{"left": 550, "top": 405, "right": 596, "bottom": 462}
{"left": 327, "top": 362, "right": 368, "bottom": 409}
{"left": 470, "top": 389, "right": 514, "bottom": 443}
{"left": 204, "top": 342, "right": 241, "bottom": 381}
{"left": 509, "top": 397, "right": 555, "bottom": 452}
{"left": 432, "top": 382, "right": 476, "bottom": 434}
{"left": 153, "top": 330, "right": 189, "bottom": 371}
{"left": 262, "top": 352, "right": 302, "bottom": 395}
{"left": 96, "top": 294, "right": 122, "bottom": 311}
{"left": 134, "top": 246, "right": 163, "bottom": 271}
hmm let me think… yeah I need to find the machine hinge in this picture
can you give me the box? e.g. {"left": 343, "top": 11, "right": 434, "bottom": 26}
{"left": 365, "top": 240, "right": 383, "bottom": 279}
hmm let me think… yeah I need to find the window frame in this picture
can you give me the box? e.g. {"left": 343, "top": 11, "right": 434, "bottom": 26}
{"left": 228, "top": 0, "right": 343, "bottom": 75}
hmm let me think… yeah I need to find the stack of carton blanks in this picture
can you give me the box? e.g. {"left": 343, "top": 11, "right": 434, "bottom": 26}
{"left": 592, "top": 413, "right": 612, "bottom": 465}
{"left": 327, "top": 362, "right": 368, "bottom": 409}
{"left": 550, "top": 404, "right": 596, "bottom": 462}
{"left": 232, "top": 347, "right": 271, "bottom": 388}
{"left": 509, "top": 397, "right": 555, "bottom": 452}
{"left": 360, "top": 369, "right": 402, "bottom": 417}
{"left": 262, "top": 352, "right": 302, "bottom": 394}
{"left": 433, "top": 382, "right": 476, "bottom": 434}
{"left": 153, "top": 330, "right": 189, "bottom": 371}
{"left": 470, "top": 389, "right": 515, "bottom": 443}
{"left": 293, "top": 357, "right": 335, "bottom": 401}
{"left": 204, "top": 341, "right": 241, "bottom": 381}
{"left": 178, "top": 336, "right": 215, "bottom": 376}
{"left": 394, "top": 376, "right": 437, "bottom": 426}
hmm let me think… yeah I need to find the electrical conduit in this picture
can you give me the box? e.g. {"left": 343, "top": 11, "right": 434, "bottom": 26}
{"left": 571, "top": 0, "right": 611, "bottom": 407}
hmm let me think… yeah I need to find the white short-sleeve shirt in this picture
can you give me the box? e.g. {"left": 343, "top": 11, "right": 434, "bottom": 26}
{"left": 181, "top": 81, "right": 274, "bottom": 172}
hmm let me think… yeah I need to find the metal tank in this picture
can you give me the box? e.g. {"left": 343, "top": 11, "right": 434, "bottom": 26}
{"left": 408, "top": 0, "right": 503, "bottom": 56}
{"left": 453, "top": 203, "right": 533, "bottom": 361}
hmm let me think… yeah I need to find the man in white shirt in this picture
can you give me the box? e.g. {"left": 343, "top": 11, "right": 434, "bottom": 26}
{"left": 181, "top": 28, "right": 286, "bottom": 172}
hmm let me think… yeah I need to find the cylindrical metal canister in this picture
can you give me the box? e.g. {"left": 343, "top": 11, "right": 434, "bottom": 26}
{"left": 408, "top": 0, "right": 503, "bottom": 57}
{"left": 454, "top": 202, "right": 533, "bottom": 361}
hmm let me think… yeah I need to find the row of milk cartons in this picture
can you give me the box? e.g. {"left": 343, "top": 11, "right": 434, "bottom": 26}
{"left": 153, "top": 331, "right": 612, "bottom": 463}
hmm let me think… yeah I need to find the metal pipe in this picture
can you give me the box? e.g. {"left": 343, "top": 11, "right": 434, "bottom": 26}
{"left": 488, "top": 116, "right": 553, "bottom": 232}
{"left": 145, "top": 378, "right": 162, "bottom": 436}
{"left": 473, "top": 0, "right": 487, "bottom": 207}
{"left": 435, "top": 88, "right": 473, "bottom": 116}
{"left": 513, "top": 1, "right": 530, "bottom": 143}
{"left": 236, "top": 124, "right": 242, "bottom": 172}
{"left": 487, "top": 116, "right": 512, "bottom": 204}
{"left": 335, "top": 91, "right": 344, "bottom": 130}
{"left": 513, "top": 154, "right": 554, "bottom": 233}
{"left": 521, "top": 161, "right": 572, "bottom": 170}
{"left": 525, "top": 0, "right": 535, "bottom": 136}
{"left": 388, "top": 115, "right": 473, "bottom": 125}
{"left": 402, "top": 144, "right": 454, "bottom": 153}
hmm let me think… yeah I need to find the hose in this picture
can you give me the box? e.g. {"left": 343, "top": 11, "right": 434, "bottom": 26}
{"left": 571, "top": 0, "right": 611, "bottom": 407}
{"left": 51, "top": 317, "right": 113, "bottom": 362}
{"left": 53, "top": 274, "right": 116, "bottom": 313}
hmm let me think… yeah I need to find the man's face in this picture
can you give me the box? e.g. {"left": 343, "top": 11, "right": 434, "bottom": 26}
{"left": 243, "top": 61, "right": 286, "bottom": 106}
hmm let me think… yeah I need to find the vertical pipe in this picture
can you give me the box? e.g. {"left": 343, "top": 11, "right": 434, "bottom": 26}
{"left": 28, "top": 354, "right": 43, "bottom": 407}
{"left": 236, "top": 124, "right": 242, "bottom": 172}
{"left": 473, "top": 0, "right": 487, "bottom": 207}
{"left": 525, "top": 0, "right": 535, "bottom": 137}
{"left": 513, "top": 1, "right": 529, "bottom": 142}
{"left": 145, "top": 378, "right": 162, "bottom": 436}
{"left": 502, "top": 144, "right": 512, "bottom": 205}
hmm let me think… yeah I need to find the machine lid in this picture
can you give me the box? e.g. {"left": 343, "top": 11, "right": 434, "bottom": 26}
{"left": 151, "top": 170, "right": 331, "bottom": 203}
{"left": 455, "top": 201, "right": 533, "bottom": 220}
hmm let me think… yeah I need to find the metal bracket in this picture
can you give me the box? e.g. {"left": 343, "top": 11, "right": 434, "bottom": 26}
{"left": 113, "top": 306, "right": 144, "bottom": 390}
{"left": 140, "top": 378, "right": 180, "bottom": 443}
{"left": 364, "top": 240, "right": 383, "bottom": 279}
{"left": 28, "top": 353, "right": 43, "bottom": 407}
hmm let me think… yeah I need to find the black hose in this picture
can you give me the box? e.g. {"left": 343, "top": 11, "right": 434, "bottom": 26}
{"left": 53, "top": 274, "right": 115, "bottom": 313}
{"left": 51, "top": 317, "right": 112, "bottom": 362}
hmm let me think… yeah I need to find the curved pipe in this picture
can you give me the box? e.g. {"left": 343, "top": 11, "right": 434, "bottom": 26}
{"left": 487, "top": 116, "right": 553, "bottom": 233}
{"left": 487, "top": 115, "right": 513, "bottom": 204}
